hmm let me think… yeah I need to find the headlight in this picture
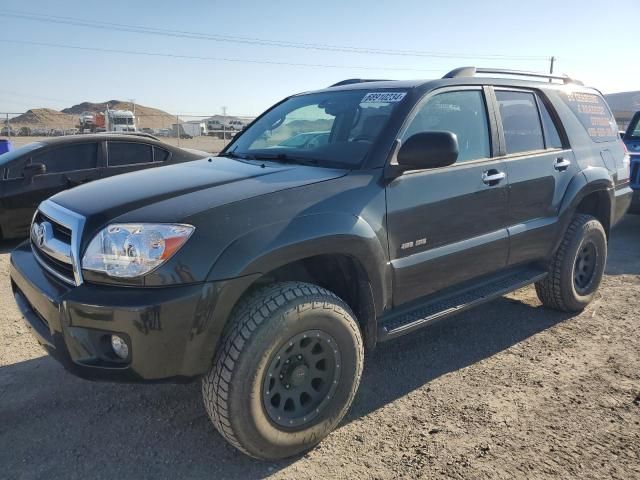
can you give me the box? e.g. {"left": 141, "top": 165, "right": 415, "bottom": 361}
{"left": 82, "top": 223, "right": 195, "bottom": 278}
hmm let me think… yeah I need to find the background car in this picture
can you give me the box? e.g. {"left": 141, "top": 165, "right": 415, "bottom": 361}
{"left": 622, "top": 111, "right": 640, "bottom": 213}
{"left": 0, "top": 133, "right": 209, "bottom": 239}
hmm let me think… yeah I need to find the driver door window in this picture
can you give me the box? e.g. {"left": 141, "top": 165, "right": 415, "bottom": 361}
{"left": 402, "top": 90, "right": 491, "bottom": 163}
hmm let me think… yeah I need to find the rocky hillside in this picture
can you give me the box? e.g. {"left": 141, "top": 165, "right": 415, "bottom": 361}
{"left": 9, "top": 101, "right": 178, "bottom": 130}
{"left": 9, "top": 108, "right": 77, "bottom": 129}
{"left": 63, "top": 100, "right": 178, "bottom": 129}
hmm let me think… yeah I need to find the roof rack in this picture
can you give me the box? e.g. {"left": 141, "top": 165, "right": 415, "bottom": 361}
{"left": 442, "top": 66, "right": 583, "bottom": 85}
{"left": 329, "top": 78, "right": 391, "bottom": 87}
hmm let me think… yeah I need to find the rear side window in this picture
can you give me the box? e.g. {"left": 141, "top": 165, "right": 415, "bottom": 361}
{"left": 108, "top": 142, "right": 153, "bottom": 166}
{"left": 560, "top": 91, "right": 618, "bottom": 143}
{"left": 32, "top": 143, "right": 98, "bottom": 174}
{"left": 402, "top": 90, "right": 491, "bottom": 163}
{"left": 154, "top": 147, "right": 170, "bottom": 162}
{"left": 496, "top": 91, "right": 544, "bottom": 154}
{"left": 537, "top": 96, "right": 563, "bottom": 149}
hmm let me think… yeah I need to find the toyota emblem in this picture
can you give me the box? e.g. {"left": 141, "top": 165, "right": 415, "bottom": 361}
{"left": 36, "top": 224, "right": 46, "bottom": 247}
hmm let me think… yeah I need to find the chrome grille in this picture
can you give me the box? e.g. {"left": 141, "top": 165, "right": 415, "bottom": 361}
{"left": 30, "top": 200, "right": 86, "bottom": 286}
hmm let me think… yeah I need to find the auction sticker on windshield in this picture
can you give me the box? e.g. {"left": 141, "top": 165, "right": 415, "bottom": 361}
{"left": 361, "top": 92, "right": 407, "bottom": 103}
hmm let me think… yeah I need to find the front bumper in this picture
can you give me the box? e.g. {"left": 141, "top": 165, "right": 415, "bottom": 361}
{"left": 10, "top": 242, "right": 256, "bottom": 382}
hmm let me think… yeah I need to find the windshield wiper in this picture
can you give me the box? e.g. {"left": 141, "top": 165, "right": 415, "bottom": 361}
{"left": 218, "top": 150, "right": 246, "bottom": 159}
{"left": 244, "top": 153, "right": 319, "bottom": 166}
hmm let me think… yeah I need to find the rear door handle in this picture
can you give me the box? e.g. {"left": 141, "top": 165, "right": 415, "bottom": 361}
{"left": 482, "top": 170, "right": 506, "bottom": 185}
{"left": 554, "top": 157, "right": 571, "bottom": 172}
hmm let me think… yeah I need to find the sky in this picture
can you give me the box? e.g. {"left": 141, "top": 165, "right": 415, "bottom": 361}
{"left": 1, "top": 0, "right": 638, "bottom": 117}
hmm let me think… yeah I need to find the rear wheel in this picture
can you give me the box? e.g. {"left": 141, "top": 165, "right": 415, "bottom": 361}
{"left": 535, "top": 214, "right": 607, "bottom": 312}
{"left": 202, "top": 281, "right": 364, "bottom": 460}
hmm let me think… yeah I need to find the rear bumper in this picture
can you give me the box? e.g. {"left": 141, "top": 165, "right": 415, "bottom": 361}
{"left": 10, "top": 241, "right": 257, "bottom": 382}
{"left": 612, "top": 185, "right": 634, "bottom": 224}
{"left": 629, "top": 189, "right": 640, "bottom": 214}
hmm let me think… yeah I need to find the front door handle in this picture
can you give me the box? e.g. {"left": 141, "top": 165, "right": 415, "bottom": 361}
{"left": 482, "top": 170, "right": 506, "bottom": 186}
{"left": 554, "top": 157, "right": 571, "bottom": 172}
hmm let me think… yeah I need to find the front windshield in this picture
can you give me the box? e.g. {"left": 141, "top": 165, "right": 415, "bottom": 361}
{"left": 0, "top": 142, "right": 44, "bottom": 166}
{"left": 226, "top": 89, "right": 407, "bottom": 168}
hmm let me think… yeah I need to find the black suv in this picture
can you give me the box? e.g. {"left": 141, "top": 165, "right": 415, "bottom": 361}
{"left": 0, "top": 133, "right": 206, "bottom": 240}
{"left": 10, "top": 67, "right": 632, "bottom": 460}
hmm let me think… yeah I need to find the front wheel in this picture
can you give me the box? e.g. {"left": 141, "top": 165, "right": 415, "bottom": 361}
{"left": 202, "top": 282, "right": 364, "bottom": 460}
{"left": 535, "top": 214, "right": 607, "bottom": 312}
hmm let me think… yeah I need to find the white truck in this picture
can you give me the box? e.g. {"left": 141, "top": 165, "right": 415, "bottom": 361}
{"left": 78, "top": 111, "right": 96, "bottom": 133}
{"left": 172, "top": 122, "right": 205, "bottom": 139}
{"left": 105, "top": 109, "right": 136, "bottom": 133}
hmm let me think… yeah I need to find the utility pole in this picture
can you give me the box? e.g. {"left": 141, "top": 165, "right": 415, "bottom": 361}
{"left": 222, "top": 106, "right": 227, "bottom": 144}
{"left": 549, "top": 56, "right": 556, "bottom": 82}
{"left": 176, "top": 114, "right": 180, "bottom": 147}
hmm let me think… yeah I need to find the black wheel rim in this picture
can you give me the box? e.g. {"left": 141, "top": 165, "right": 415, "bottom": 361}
{"left": 262, "top": 330, "right": 341, "bottom": 429}
{"left": 574, "top": 240, "right": 597, "bottom": 294}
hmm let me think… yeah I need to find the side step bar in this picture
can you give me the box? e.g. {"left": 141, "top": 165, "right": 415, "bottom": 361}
{"left": 378, "top": 268, "right": 548, "bottom": 342}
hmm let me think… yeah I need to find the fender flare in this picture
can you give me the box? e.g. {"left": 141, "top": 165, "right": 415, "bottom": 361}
{"left": 558, "top": 168, "right": 613, "bottom": 224}
{"left": 207, "top": 212, "right": 390, "bottom": 318}
{"left": 551, "top": 167, "right": 613, "bottom": 255}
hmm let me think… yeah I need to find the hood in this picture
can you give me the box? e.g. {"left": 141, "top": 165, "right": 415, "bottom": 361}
{"left": 51, "top": 157, "right": 347, "bottom": 221}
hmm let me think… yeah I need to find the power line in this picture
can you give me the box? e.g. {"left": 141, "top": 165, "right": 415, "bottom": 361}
{"left": 0, "top": 10, "right": 550, "bottom": 61}
{"left": 0, "top": 38, "right": 450, "bottom": 72}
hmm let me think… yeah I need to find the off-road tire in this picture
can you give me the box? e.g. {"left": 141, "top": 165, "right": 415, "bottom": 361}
{"left": 202, "top": 281, "right": 364, "bottom": 460}
{"left": 535, "top": 214, "right": 607, "bottom": 312}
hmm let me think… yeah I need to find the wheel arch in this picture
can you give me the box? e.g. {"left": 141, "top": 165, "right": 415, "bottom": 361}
{"left": 559, "top": 168, "right": 613, "bottom": 237}
{"left": 207, "top": 213, "right": 390, "bottom": 349}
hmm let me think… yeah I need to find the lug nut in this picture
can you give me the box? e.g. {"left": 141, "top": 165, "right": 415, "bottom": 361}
{"left": 297, "top": 355, "right": 302, "bottom": 360}
{"left": 285, "top": 384, "right": 291, "bottom": 389}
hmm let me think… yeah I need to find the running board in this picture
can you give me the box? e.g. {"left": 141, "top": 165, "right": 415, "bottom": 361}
{"left": 378, "top": 268, "right": 548, "bottom": 341}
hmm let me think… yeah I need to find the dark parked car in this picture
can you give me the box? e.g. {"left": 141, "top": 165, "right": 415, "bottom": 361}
{"left": 10, "top": 68, "right": 632, "bottom": 460}
{"left": 622, "top": 111, "right": 640, "bottom": 212}
{"left": 0, "top": 133, "right": 208, "bottom": 239}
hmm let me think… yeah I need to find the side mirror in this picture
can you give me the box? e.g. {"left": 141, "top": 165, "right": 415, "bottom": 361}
{"left": 396, "top": 131, "right": 459, "bottom": 170}
{"left": 23, "top": 162, "right": 46, "bottom": 180}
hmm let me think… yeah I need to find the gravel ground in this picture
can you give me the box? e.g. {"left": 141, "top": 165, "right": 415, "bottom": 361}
{"left": 1, "top": 216, "right": 639, "bottom": 479}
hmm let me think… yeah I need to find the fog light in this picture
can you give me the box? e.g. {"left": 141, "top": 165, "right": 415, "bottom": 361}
{"left": 111, "top": 335, "right": 129, "bottom": 359}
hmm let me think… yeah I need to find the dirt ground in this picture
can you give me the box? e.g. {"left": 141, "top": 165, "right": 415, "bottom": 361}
{"left": 0, "top": 216, "right": 638, "bottom": 479}
{"left": 4, "top": 135, "right": 228, "bottom": 155}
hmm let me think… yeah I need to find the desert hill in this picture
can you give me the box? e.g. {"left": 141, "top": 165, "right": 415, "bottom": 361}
{"left": 9, "top": 101, "right": 179, "bottom": 130}
{"left": 9, "top": 108, "right": 77, "bottom": 129}
{"left": 62, "top": 100, "right": 178, "bottom": 129}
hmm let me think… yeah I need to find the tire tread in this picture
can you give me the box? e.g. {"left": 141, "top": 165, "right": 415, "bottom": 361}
{"left": 202, "top": 281, "right": 363, "bottom": 459}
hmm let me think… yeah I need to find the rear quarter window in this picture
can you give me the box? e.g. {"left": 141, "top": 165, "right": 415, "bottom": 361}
{"left": 108, "top": 142, "right": 154, "bottom": 166}
{"left": 560, "top": 91, "right": 619, "bottom": 143}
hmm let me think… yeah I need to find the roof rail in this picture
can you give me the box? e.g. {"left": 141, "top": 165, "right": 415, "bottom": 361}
{"left": 442, "top": 66, "right": 583, "bottom": 85}
{"left": 94, "top": 131, "right": 161, "bottom": 141}
{"left": 329, "top": 78, "right": 391, "bottom": 87}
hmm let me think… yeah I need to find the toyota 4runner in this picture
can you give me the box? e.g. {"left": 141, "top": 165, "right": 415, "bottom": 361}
{"left": 10, "top": 67, "right": 632, "bottom": 460}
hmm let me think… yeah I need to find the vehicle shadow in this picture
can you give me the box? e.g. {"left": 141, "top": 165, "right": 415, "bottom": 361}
{"left": 0, "top": 295, "right": 570, "bottom": 479}
{"left": 606, "top": 214, "right": 640, "bottom": 276}
{"left": 0, "top": 238, "right": 22, "bottom": 255}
